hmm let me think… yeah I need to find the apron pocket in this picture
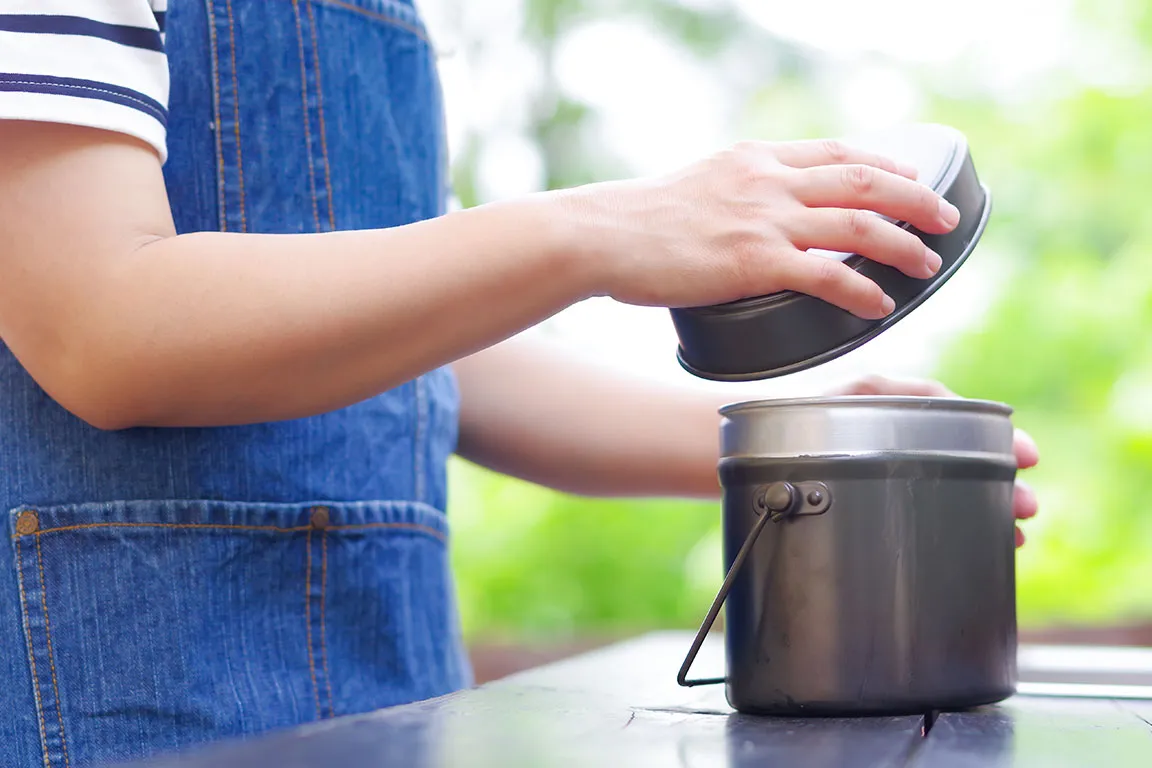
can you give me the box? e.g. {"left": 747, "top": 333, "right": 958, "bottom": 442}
{"left": 8, "top": 499, "right": 469, "bottom": 767}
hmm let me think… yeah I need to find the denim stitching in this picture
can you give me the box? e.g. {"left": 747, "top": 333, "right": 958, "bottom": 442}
{"left": 305, "top": 0, "right": 336, "bottom": 230}
{"left": 304, "top": 527, "right": 322, "bottom": 720}
{"left": 205, "top": 0, "right": 227, "bottom": 231}
{"left": 36, "top": 536, "right": 71, "bottom": 768}
{"left": 15, "top": 537, "right": 51, "bottom": 768}
{"left": 312, "top": 0, "right": 428, "bottom": 42}
{"left": 291, "top": 0, "right": 321, "bottom": 231}
{"left": 224, "top": 0, "right": 247, "bottom": 231}
{"left": 320, "top": 529, "right": 335, "bottom": 717}
{"left": 14, "top": 521, "right": 446, "bottom": 541}
{"left": 16, "top": 522, "right": 310, "bottom": 536}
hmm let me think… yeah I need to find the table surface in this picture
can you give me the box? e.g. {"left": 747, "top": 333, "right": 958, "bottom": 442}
{"left": 125, "top": 632, "right": 1152, "bottom": 768}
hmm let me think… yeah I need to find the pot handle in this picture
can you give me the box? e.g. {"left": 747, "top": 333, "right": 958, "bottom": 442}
{"left": 677, "top": 480, "right": 830, "bottom": 687}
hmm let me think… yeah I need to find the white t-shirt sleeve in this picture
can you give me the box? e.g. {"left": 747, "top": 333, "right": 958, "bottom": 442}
{"left": 0, "top": 0, "right": 170, "bottom": 162}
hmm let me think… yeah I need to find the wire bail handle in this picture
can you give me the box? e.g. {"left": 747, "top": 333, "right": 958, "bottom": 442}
{"left": 677, "top": 480, "right": 831, "bottom": 687}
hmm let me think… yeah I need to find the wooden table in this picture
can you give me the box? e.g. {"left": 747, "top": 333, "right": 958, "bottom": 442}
{"left": 123, "top": 632, "right": 1152, "bottom": 767}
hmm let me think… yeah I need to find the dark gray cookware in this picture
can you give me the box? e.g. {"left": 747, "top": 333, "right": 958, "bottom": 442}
{"left": 678, "top": 396, "right": 1019, "bottom": 716}
{"left": 670, "top": 123, "right": 991, "bottom": 381}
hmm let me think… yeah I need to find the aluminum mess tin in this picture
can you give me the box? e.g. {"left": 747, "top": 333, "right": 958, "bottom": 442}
{"left": 670, "top": 123, "right": 991, "bottom": 382}
{"left": 679, "top": 396, "right": 1019, "bottom": 716}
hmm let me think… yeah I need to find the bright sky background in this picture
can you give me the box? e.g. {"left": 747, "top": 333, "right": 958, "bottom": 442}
{"left": 415, "top": 0, "right": 1127, "bottom": 399}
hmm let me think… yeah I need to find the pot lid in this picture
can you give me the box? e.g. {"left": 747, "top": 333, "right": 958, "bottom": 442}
{"left": 669, "top": 123, "right": 991, "bottom": 382}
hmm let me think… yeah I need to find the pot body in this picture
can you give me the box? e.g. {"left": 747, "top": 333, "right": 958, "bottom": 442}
{"left": 717, "top": 397, "right": 1018, "bottom": 715}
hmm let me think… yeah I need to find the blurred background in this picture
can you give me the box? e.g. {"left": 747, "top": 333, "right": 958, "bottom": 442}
{"left": 415, "top": 0, "right": 1152, "bottom": 678}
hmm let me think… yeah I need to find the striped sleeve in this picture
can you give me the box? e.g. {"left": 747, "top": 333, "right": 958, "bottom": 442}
{"left": 0, "top": 0, "right": 170, "bottom": 162}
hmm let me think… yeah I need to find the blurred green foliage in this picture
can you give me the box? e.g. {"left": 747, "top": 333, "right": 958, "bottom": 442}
{"left": 449, "top": 462, "right": 720, "bottom": 641}
{"left": 933, "top": 85, "right": 1152, "bottom": 626}
{"left": 446, "top": 0, "right": 1152, "bottom": 639}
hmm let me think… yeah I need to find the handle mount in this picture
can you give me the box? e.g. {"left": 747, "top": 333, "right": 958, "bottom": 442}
{"left": 676, "top": 480, "right": 830, "bottom": 687}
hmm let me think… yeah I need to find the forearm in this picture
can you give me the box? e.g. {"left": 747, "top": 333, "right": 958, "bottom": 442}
{"left": 0, "top": 124, "right": 609, "bottom": 429}
{"left": 45, "top": 198, "right": 596, "bottom": 429}
{"left": 455, "top": 336, "right": 729, "bottom": 499}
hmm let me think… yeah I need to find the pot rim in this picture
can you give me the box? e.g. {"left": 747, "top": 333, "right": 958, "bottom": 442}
{"left": 718, "top": 395, "right": 1013, "bottom": 417}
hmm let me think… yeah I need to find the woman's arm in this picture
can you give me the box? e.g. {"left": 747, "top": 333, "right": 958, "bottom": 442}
{"left": 456, "top": 346, "right": 1040, "bottom": 543}
{"left": 454, "top": 335, "right": 729, "bottom": 499}
{"left": 0, "top": 122, "right": 953, "bottom": 430}
{"left": 0, "top": 123, "right": 594, "bottom": 429}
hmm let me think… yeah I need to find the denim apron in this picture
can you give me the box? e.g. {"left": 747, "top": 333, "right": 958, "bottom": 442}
{"left": 0, "top": 2, "right": 470, "bottom": 766}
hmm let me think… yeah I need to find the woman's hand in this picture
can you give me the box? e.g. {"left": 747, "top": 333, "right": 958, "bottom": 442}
{"left": 562, "top": 138, "right": 960, "bottom": 318}
{"left": 824, "top": 375, "right": 1039, "bottom": 548}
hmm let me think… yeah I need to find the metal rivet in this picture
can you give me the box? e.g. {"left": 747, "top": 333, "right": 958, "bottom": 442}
{"left": 762, "top": 483, "right": 795, "bottom": 513}
{"left": 15, "top": 510, "right": 39, "bottom": 536}
{"left": 310, "top": 506, "right": 329, "bottom": 529}
{"left": 806, "top": 490, "right": 824, "bottom": 507}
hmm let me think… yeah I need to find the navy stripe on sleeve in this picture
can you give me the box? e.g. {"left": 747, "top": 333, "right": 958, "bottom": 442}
{"left": 0, "top": 14, "right": 163, "bottom": 53}
{"left": 0, "top": 73, "right": 167, "bottom": 126}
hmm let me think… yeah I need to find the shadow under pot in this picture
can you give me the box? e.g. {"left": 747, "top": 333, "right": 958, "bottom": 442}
{"left": 669, "top": 123, "right": 991, "bottom": 382}
{"left": 678, "top": 395, "right": 1019, "bottom": 716}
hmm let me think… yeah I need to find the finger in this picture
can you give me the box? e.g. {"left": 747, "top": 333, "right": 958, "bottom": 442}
{"left": 828, "top": 374, "right": 957, "bottom": 398}
{"left": 788, "top": 164, "right": 960, "bottom": 235}
{"left": 1014, "top": 429, "right": 1039, "bottom": 469}
{"left": 1016, "top": 526, "right": 1025, "bottom": 549}
{"left": 1013, "top": 480, "right": 1038, "bottom": 520}
{"left": 787, "top": 208, "right": 942, "bottom": 280}
{"left": 773, "top": 250, "right": 894, "bottom": 320}
{"left": 765, "top": 139, "right": 919, "bottom": 180}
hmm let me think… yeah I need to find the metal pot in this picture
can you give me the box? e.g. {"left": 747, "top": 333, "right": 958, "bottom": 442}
{"left": 678, "top": 396, "right": 1019, "bottom": 716}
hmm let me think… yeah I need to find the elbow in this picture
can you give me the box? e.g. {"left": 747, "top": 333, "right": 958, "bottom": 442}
{"left": 66, "top": 399, "right": 141, "bottom": 433}
{"left": 51, "top": 379, "right": 145, "bottom": 433}
{"left": 33, "top": 345, "right": 149, "bottom": 432}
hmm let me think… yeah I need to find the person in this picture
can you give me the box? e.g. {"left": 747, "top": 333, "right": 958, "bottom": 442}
{"left": 0, "top": 1, "right": 1039, "bottom": 765}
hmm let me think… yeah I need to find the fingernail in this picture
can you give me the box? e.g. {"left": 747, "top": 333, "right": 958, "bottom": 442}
{"left": 1015, "top": 481, "right": 1038, "bottom": 518}
{"left": 881, "top": 294, "right": 896, "bottom": 315}
{"left": 1016, "top": 477, "right": 1034, "bottom": 500}
{"left": 1014, "top": 430, "right": 1040, "bottom": 468}
{"left": 924, "top": 247, "right": 942, "bottom": 276}
{"left": 938, "top": 199, "right": 961, "bottom": 228}
{"left": 897, "top": 162, "right": 919, "bottom": 179}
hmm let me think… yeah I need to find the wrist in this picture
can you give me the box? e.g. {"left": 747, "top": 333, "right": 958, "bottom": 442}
{"left": 535, "top": 184, "right": 621, "bottom": 301}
